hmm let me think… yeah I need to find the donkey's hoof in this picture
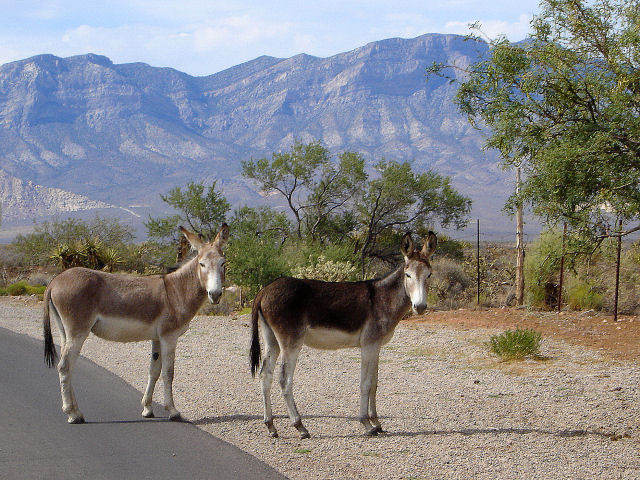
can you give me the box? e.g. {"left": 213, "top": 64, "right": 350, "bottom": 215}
{"left": 299, "top": 431, "right": 311, "bottom": 439}
{"left": 372, "top": 425, "right": 384, "bottom": 434}
{"left": 68, "top": 415, "right": 85, "bottom": 424}
{"left": 169, "top": 413, "right": 183, "bottom": 422}
{"left": 269, "top": 431, "right": 279, "bottom": 438}
{"left": 141, "top": 410, "right": 155, "bottom": 419}
{"left": 365, "top": 428, "right": 379, "bottom": 436}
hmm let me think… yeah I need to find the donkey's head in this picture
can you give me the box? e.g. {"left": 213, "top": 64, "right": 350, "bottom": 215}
{"left": 400, "top": 231, "right": 437, "bottom": 315}
{"left": 180, "top": 223, "right": 229, "bottom": 304}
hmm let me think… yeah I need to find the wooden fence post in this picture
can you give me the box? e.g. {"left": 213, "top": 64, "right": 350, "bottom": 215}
{"left": 614, "top": 219, "right": 623, "bottom": 322}
{"left": 558, "top": 222, "right": 567, "bottom": 313}
{"left": 477, "top": 219, "right": 480, "bottom": 305}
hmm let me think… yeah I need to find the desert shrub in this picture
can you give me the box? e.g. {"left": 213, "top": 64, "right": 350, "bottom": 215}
{"left": 524, "top": 230, "right": 564, "bottom": 308}
{"left": 291, "top": 255, "right": 358, "bottom": 282}
{"left": 626, "top": 242, "right": 640, "bottom": 266}
{"left": 119, "top": 242, "right": 170, "bottom": 274}
{"left": 0, "top": 287, "right": 7, "bottom": 296}
{"left": 7, "top": 281, "right": 28, "bottom": 296}
{"left": 26, "top": 285, "right": 46, "bottom": 295}
{"left": 460, "top": 243, "right": 516, "bottom": 307}
{"left": 5, "top": 281, "right": 46, "bottom": 296}
{"left": 429, "top": 257, "right": 472, "bottom": 308}
{"left": 488, "top": 328, "right": 542, "bottom": 360}
{"left": 434, "top": 234, "right": 467, "bottom": 260}
{"left": 12, "top": 216, "right": 134, "bottom": 267}
{"left": 566, "top": 279, "right": 604, "bottom": 311}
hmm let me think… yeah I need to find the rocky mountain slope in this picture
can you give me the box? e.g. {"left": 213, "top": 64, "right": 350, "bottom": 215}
{"left": 0, "top": 34, "right": 515, "bottom": 236}
{"left": 0, "top": 170, "right": 113, "bottom": 220}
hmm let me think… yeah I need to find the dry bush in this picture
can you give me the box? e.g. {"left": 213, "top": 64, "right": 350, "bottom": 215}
{"left": 429, "top": 257, "right": 472, "bottom": 309}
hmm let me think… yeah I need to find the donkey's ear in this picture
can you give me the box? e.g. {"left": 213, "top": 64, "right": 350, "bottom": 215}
{"left": 421, "top": 231, "right": 437, "bottom": 258}
{"left": 179, "top": 226, "right": 204, "bottom": 251}
{"left": 212, "top": 222, "right": 230, "bottom": 249}
{"left": 400, "top": 232, "right": 415, "bottom": 259}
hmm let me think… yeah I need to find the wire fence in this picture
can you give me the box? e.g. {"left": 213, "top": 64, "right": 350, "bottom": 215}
{"left": 457, "top": 218, "right": 637, "bottom": 320}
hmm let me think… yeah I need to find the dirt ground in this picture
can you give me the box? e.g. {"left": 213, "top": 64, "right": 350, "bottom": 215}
{"left": 415, "top": 308, "right": 640, "bottom": 362}
{"left": 2, "top": 296, "right": 640, "bottom": 479}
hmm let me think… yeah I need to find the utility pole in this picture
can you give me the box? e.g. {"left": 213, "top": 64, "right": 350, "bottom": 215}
{"left": 515, "top": 167, "right": 525, "bottom": 305}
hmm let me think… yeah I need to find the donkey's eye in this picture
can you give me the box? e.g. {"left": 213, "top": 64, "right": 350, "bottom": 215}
{"left": 199, "top": 262, "right": 205, "bottom": 268}
{"left": 427, "top": 272, "right": 432, "bottom": 278}
{"left": 405, "top": 273, "right": 411, "bottom": 278}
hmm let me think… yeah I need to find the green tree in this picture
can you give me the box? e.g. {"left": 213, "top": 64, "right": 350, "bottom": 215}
{"left": 226, "top": 206, "right": 292, "bottom": 297}
{"left": 242, "top": 141, "right": 366, "bottom": 240}
{"left": 145, "top": 180, "right": 230, "bottom": 245}
{"left": 431, "top": 0, "right": 640, "bottom": 239}
{"left": 355, "top": 160, "right": 471, "bottom": 276}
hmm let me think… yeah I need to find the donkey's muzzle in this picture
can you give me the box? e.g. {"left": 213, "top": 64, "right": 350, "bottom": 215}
{"left": 412, "top": 303, "right": 427, "bottom": 315}
{"left": 208, "top": 290, "right": 222, "bottom": 304}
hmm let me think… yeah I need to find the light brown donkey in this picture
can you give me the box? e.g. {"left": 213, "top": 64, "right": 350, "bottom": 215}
{"left": 250, "top": 231, "right": 436, "bottom": 438}
{"left": 43, "top": 224, "right": 228, "bottom": 423}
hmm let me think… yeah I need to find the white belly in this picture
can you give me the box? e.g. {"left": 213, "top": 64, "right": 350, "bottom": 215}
{"left": 91, "top": 316, "right": 156, "bottom": 342}
{"left": 304, "top": 327, "right": 361, "bottom": 350}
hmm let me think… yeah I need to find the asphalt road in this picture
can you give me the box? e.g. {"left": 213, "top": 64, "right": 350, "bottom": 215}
{"left": 0, "top": 327, "right": 287, "bottom": 480}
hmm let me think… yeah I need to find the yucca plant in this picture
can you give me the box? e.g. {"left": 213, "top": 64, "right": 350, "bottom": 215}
{"left": 101, "top": 247, "right": 122, "bottom": 272}
{"left": 50, "top": 243, "right": 86, "bottom": 269}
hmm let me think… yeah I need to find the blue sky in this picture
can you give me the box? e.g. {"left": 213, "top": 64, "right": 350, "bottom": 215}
{"left": 1, "top": 1, "right": 540, "bottom": 76}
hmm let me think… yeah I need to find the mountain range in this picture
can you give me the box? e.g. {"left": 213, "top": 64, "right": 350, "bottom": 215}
{"left": 0, "top": 33, "right": 518, "bottom": 240}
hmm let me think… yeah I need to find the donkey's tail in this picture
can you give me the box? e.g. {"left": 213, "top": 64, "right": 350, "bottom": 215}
{"left": 250, "top": 293, "right": 262, "bottom": 377}
{"left": 43, "top": 285, "right": 58, "bottom": 368}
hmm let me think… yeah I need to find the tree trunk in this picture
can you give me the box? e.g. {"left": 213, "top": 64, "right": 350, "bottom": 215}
{"left": 515, "top": 167, "right": 525, "bottom": 305}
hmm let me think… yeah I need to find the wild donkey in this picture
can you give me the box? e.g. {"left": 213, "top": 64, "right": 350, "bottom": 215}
{"left": 43, "top": 224, "right": 229, "bottom": 423}
{"left": 250, "top": 231, "right": 437, "bottom": 438}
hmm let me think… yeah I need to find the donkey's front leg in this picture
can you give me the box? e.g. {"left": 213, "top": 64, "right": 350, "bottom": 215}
{"left": 368, "top": 350, "right": 383, "bottom": 434}
{"left": 141, "top": 340, "right": 161, "bottom": 418}
{"left": 359, "top": 343, "right": 381, "bottom": 436}
{"left": 159, "top": 335, "right": 182, "bottom": 421}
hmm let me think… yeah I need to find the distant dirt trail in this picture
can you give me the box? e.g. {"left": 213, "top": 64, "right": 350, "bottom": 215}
{"left": 1, "top": 296, "right": 639, "bottom": 480}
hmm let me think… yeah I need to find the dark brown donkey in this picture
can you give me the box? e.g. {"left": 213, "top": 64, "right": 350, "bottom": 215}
{"left": 250, "top": 232, "right": 437, "bottom": 438}
{"left": 43, "top": 224, "right": 228, "bottom": 423}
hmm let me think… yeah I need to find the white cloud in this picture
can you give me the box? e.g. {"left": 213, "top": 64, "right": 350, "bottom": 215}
{"left": 55, "top": 16, "right": 299, "bottom": 74}
{"left": 0, "top": 2, "right": 540, "bottom": 75}
{"left": 191, "top": 15, "right": 293, "bottom": 52}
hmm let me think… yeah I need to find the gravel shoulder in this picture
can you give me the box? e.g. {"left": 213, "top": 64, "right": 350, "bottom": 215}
{"left": 2, "top": 296, "right": 639, "bottom": 480}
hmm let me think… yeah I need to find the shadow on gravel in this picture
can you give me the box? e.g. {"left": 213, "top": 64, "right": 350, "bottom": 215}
{"left": 381, "top": 427, "right": 617, "bottom": 439}
{"left": 193, "top": 413, "right": 391, "bottom": 425}
{"left": 306, "top": 427, "right": 625, "bottom": 440}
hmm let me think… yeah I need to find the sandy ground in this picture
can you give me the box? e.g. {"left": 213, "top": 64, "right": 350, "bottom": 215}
{"left": 1, "top": 296, "right": 639, "bottom": 480}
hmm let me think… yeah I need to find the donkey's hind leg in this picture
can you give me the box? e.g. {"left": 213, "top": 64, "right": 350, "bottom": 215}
{"left": 58, "top": 332, "right": 88, "bottom": 424}
{"left": 279, "top": 342, "right": 309, "bottom": 439}
{"left": 259, "top": 319, "right": 280, "bottom": 437}
{"left": 141, "top": 340, "right": 161, "bottom": 418}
